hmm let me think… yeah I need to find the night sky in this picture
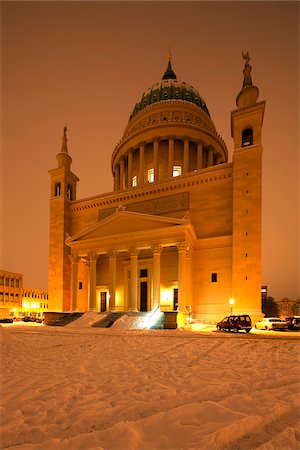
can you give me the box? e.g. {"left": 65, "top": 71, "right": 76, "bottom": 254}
{"left": 1, "top": 1, "right": 299, "bottom": 300}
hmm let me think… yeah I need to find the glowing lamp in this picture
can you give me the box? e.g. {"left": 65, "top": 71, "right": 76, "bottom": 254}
{"left": 229, "top": 298, "right": 235, "bottom": 315}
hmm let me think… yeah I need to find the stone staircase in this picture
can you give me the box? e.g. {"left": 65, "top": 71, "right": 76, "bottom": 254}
{"left": 48, "top": 312, "right": 84, "bottom": 326}
{"left": 91, "top": 312, "right": 125, "bottom": 328}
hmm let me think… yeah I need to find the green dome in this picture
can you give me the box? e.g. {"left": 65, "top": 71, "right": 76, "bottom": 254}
{"left": 129, "top": 61, "right": 210, "bottom": 121}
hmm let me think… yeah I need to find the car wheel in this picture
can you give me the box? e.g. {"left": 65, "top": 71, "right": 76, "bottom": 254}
{"left": 245, "top": 329, "right": 250, "bottom": 333}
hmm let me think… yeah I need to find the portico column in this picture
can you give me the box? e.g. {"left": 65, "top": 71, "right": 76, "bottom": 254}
{"left": 153, "top": 138, "right": 159, "bottom": 181}
{"left": 183, "top": 136, "right": 189, "bottom": 174}
{"left": 176, "top": 242, "right": 188, "bottom": 312}
{"left": 108, "top": 250, "right": 117, "bottom": 311}
{"left": 89, "top": 253, "right": 97, "bottom": 311}
{"left": 197, "top": 143, "right": 203, "bottom": 169}
{"left": 70, "top": 254, "right": 79, "bottom": 311}
{"left": 139, "top": 142, "right": 145, "bottom": 186}
{"left": 152, "top": 245, "right": 162, "bottom": 309}
{"left": 186, "top": 248, "right": 192, "bottom": 307}
{"left": 168, "top": 136, "right": 174, "bottom": 177}
{"left": 127, "top": 149, "right": 133, "bottom": 188}
{"left": 207, "top": 148, "right": 214, "bottom": 166}
{"left": 129, "top": 248, "right": 139, "bottom": 311}
{"left": 119, "top": 158, "right": 125, "bottom": 190}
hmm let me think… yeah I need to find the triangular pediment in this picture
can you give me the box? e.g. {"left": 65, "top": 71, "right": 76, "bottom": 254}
{"left": 67, "top": 210, "right": 189, "bottom": 244}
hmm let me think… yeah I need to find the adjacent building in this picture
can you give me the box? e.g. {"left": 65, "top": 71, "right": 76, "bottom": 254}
{"left": 0, "top": 270, "right": 48, "bottom": 318}
{"left": 48, "top": 54, "right": 265, "bottom": 323}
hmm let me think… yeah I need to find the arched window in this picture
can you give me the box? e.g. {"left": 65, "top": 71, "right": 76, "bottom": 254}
{"left": 55, "top": 182, "right": 61, "bottom": 196}
{"left": 67, "top": 185, "right": 72, "bottom": 200}
{"left": 242, "top": 128, "right": 253, "bottom": 147}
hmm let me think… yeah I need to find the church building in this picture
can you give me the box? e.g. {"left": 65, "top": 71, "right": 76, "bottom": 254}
{"left": 48, "top": 54, "right": 265, "bottom": 323}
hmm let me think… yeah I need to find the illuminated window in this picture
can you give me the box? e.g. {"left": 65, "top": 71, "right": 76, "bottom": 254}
{"left": 211, "top": 273, "right": 218, "bottom": 283}
{"left": 132, "top": 175, "right": 137, "bottom": 187}
{"left": 173, "top": 165, "right": 182, "bottom": 177}
{"left": 148, "top": 168, "right": 154, "bottom": 183}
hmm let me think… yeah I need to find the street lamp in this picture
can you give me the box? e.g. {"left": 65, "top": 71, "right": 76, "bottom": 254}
{"left": 229, "top": 298, "right": 235, "bottom": 315}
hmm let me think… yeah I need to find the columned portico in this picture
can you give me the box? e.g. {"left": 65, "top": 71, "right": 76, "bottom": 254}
{"left": 70, "top": 254, "right": 79, "bottom": 311}
{"left": 108, "top": 250, "right": 117, "bottom": 311}
{"left": 88, "top": 253, "right": 97, "bottom": 311}
{"left": 129, "top": 248, "right": 139, "bottom": 311}
{"left": 152, "top": 245, "right": 163, "bottom": 309}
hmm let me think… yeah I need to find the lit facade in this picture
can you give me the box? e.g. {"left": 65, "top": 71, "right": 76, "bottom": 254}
{"left": 0, "top": 270, "right": 23, "bottom": 318}
{"left": 22, "top": 288, "right": 49, "bottom": 317}
{"left": 0, "top": 270, "right": 48, "bottom": 318}
{"left": 48, "top": 55, "right": 265, "bottom": 323}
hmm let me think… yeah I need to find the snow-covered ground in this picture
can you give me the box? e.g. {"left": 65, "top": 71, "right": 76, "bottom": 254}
{"left": 1, "top": 318, "right": 300, "bottom": 450}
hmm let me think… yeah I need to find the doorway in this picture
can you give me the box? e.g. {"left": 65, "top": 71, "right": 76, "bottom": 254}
{"left": 140, "top": 282, "right": 148, "bottom": 311}
{"left": 100, "top": 292, "right": 107, "bottom": 312}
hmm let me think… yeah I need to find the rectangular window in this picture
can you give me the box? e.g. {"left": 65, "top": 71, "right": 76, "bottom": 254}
{"left": 79, "top": 281, "right": 83, "bottom": 290}
{"left": 0, "top": 276, "right": 4, "bottom": 285}
{"left": 173, "top": 165, "right": 182, "bottom": 177}
{"left": 211, "top": 273, "right": 218, "bottom": 283}
{"left": 147, "top": 168, "right": 154, "bottom": 183}
{"left": 10, "top": 278, "right": 14, "bottom": 287}
{"left": 132, "top": 175, "right": 137, "bottom": 187}
{"left": 16, "top": 279, "right": 19, "bottom": 287}
{"left": 140, "top": 269, "right": 148, "bottom": 278}
{"left": 5, "top": 277, "right": 9, "bottom": 286}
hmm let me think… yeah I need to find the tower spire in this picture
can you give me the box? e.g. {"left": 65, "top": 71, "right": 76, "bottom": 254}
{"left": 236, "top": 51, "right": 259, "bottom": 108}
{"left": 242, "top": 51, "right": 253, "bottom": 89}
{"left": 61, "top": 125, "right": 68, "bottom": 154}
{"left": 162, "top": 48, "right": 177, "bottom": 80}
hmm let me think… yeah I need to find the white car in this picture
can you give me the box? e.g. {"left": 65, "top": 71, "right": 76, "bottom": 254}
{"left": 254, "top": 317, "right": 288, "bottom": 331}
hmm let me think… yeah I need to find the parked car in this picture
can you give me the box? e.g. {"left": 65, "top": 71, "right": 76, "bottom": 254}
{"left": 0, "top": 318, "right": 13, "bottom": 323}
{"left": 216, "top": 315, "right": 252, "bottom": 333}
{"left": 22, "top": 316, "right": 35, "bottom": 322}
{"left": 284, "top": 316, "right": 300, "bottom": 331}
{"left": 254, "top": 317, "right": 288, "bottom": 331}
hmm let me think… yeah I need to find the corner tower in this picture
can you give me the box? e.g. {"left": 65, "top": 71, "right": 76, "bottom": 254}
{"left": 231, "top": 53, "right": 265, "bottom": 318}
{"left": 48, "top": 127, "right": 79, "bottom": 311}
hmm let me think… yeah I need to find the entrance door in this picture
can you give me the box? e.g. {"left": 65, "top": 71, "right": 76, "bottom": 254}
{"left": 100, "top": 292, "right": 107, "bottom": 312}
{"left": 140, "top": 282, "right": 148, "bottom": 311}
{"left": 173, "top": 288, "right": 178, "bottom": 311}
